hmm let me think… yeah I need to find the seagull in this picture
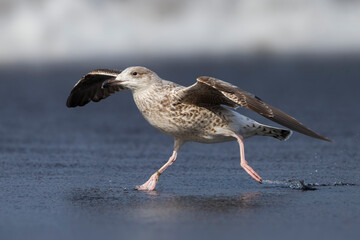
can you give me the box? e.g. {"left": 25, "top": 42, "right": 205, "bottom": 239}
{"left": 66, "top": 66, "right": 331, "bottom": 191}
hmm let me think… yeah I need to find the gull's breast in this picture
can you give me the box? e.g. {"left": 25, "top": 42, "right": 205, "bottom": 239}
{"left": 134, "top": 91, "right": 235, "bottom": 142}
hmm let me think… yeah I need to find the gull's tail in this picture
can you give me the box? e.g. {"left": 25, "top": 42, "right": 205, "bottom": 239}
{"left": 256, "top": 125, "right": 293, "bottom": 141}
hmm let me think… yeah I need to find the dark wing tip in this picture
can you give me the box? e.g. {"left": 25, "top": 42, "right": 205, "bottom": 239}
{"left": 307, "top": 133, "right": 332, "bottom": 142}
{"left": 268, "top": 106, "right": 333, "bottom": 143}
{"left": 66, "top": 99, "right": 73, "bottom": 108}
{"left": 66, "top": 69, "right": 122, "bottom": 108}
{"left": 319, "top": 136, "right": 333, "bottom": 142}
{"left": 66, "top": 96, "right": 86, "bottom": 108}
{"left": 66, "top": 93, "right": 78, "bottom": 108}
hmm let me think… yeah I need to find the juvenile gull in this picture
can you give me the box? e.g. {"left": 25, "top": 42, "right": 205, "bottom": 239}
{"left": 66, "top": 66, "right": 331, "bottom": 191}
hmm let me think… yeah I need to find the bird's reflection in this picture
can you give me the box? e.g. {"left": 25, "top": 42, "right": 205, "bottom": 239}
{"left": 69, "top": 187, "right": 264, "bottom": 223}
{"left": 145, "top": 191, "right": 263, "bottom": 210}
{"left": 128, "top": 192, "right": 263, "bottom": 222}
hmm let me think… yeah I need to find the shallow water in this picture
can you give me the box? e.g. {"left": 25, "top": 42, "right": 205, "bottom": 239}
{"left": 0, "top": 57, "right": 359, "bottom": 240}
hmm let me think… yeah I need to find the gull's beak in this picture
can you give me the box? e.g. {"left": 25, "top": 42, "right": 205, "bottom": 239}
{"left": 102, "top": 79, "right": 124, "bottom": 89}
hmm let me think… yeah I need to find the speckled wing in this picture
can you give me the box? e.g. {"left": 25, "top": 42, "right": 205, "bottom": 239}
{"left": 177, "top": 76, "right": 331, "bottom": 142}
{"left": 66, "top": 69, "right": 125, "bottom": 108}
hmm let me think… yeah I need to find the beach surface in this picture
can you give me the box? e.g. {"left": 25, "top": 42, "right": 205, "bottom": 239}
{"left": 0, "top": 57, "right": 359, "bottom": 240}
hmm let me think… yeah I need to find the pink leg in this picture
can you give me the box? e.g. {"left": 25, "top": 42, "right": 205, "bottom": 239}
{"left": 234, "top": 134, "right": 262, "bottom": 183}
{"left": 135, "top": 138, "right": 184, "bottom": 191}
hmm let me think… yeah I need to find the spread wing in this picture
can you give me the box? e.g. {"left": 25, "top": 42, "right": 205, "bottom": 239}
{"left": 176, "top": 76, "right": 331, "bottom": 142}
{"left": 66, "top": 69, "right": 125, "bottom": 108}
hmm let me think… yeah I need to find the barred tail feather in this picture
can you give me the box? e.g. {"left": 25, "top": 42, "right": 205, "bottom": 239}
{"left": 257, "top": 125, "right": 293, "bottom": 141}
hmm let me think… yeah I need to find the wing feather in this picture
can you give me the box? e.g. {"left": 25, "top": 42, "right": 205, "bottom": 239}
{"left": 177, "top": 76, "right": 331, "bottom": 142}
{"left": 66, "top": 69, "right": 125, "bottom": 108}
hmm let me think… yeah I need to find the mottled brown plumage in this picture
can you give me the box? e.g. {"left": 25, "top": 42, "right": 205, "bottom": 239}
{"left": 66, "top": 66, "right": 331, "bottom": 191}
{"left": 177, "top": 76, "right": 331, "bottom": 142}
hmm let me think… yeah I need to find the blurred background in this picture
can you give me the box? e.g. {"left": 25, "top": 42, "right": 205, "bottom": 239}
{"left": 1, "top": 0, "right": 360, "bottom": 65}
{"left": 1, "top": 1, "right": 360, "bottom": 240}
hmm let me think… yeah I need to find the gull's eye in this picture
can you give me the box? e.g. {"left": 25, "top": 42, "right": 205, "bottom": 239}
{"left": 132, "top": 72, "right": 137, "bottom": 76}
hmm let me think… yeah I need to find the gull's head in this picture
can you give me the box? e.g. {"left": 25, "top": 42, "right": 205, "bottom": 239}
{"left": 113, "top": 66, "right": 160, "bottom": 91}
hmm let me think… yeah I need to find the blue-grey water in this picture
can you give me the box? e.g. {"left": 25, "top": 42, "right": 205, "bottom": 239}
{"left": 0, "top": 56, "right": 359, "bottom": 240}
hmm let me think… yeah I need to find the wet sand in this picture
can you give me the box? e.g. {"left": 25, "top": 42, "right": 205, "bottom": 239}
{"left": 0, "top": 57, "right": 359, "bottom": 240}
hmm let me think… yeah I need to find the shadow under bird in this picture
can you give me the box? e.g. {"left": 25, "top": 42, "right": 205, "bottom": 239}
{"left": 66, "top": 66, "right": 332, "bottom": 191}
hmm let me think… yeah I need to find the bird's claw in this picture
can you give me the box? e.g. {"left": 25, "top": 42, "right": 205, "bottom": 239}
{"left": 135, "top": 171, "right": 160, "bottom": 191}
{"left": 241, "top": 161, "right": 262, "bottom": 183}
